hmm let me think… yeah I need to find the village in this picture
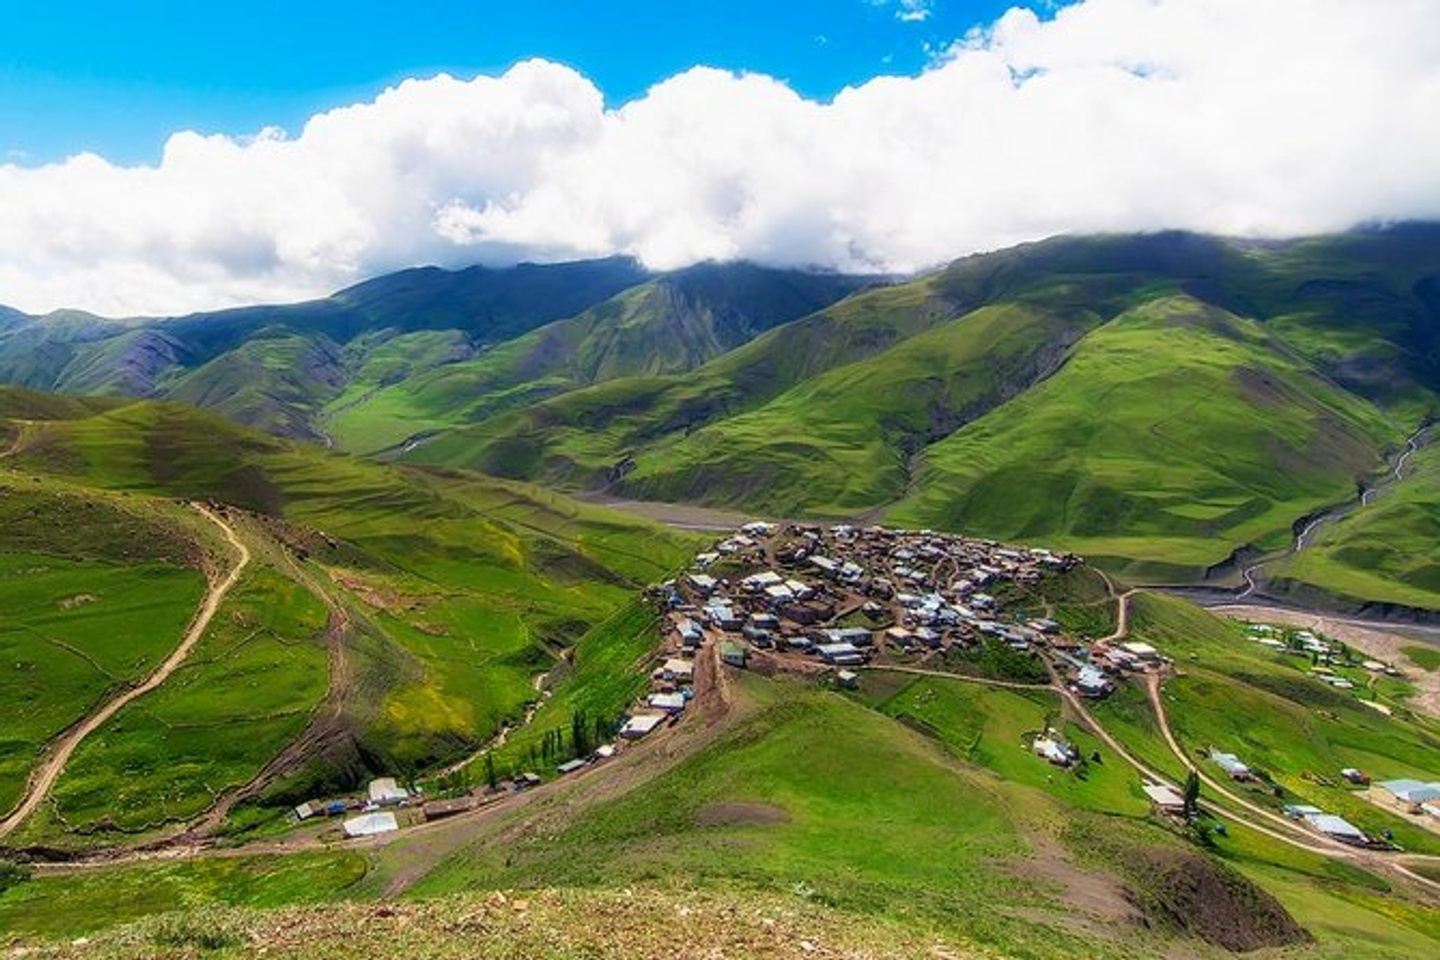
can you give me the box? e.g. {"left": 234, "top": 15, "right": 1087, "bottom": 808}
{"left": 286, "top": 521, "right": 1439, "bottom": 857}
{"left": 286, "top": 520, "right": 1117, "bottom": 841}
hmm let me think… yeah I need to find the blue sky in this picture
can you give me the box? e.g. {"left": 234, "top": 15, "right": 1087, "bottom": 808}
{"left": 2, "top": 0, "right": 1433, "bottom": 316}
{"left": 1, "top": 0, "right": 1043, "bottom": 164}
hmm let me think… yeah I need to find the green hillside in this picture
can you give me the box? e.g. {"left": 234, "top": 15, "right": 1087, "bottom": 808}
{"left": 0, "top": 390, "right": 693, "bottom": 848}
{"left": 888, "top": 296, "right": 1401, "bottom": 578}
{"left": 323, "top": 263, "right": 870, "bottom": 453}
{"left": 405, "top": 228, "right": 1439, "bottom": 582}
{"left": 0, "top": 260, "right": 865, "bottom": 452}
{"left": 1273, "top": 439, "right": 1440, "bottom": 609}
{"left": 2, "top": 227, "right": 1437, "bottom": 593}
{"left": 12, "top": 659, "right": 1438, "bottom": 958}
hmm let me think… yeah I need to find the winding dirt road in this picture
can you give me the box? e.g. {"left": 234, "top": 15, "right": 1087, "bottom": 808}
{"left": 0, "top": 503, "right": 251, "bottom": 840}
{"left": 1082, "top": 577, "right": 1440, "bottom": 892}
{"left": 1227, "top": 424, "right": 1431, "bottom": 603}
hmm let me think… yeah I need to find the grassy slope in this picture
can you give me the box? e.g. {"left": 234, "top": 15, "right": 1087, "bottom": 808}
{"left": 162, "top": 334, "right": 344, "bottom": 442}
{"left": 405, "top": 676, "right": 1089, "bottom": 956}
{"left": 397, "top": 671, "right": 1431, "bottom": 958}
{"left": 402, "top": 229, "right": 1438, "bottom": 586}
{"left": 614, "top": 301, "right": 1102, "bottom": 514}
{"left": 887, "top": 296, "right": 1401, "bottom": 578}
{"left": 1118, "top": 592, "right": 1440, "bottom": 854}
{"left": 0, "top": 555, "right": 204, "bottom": 817}
{"left": 325, "top": 265, "right": 870, "bottom": 455}
{"left": 0, "top": 392, "right": 695, "bottom": 841}
{"left": 0, "top": 464, "right": 217, "bottom": 819}
{"left": 5, "top": 607, "right": 1437, "bottom": 956}
{"left": 406, "top": 274, "right": 962, "bottom": 480}
{"left": 0, "top": 853, "right": 369, "bottom": 940}
{"left": 1273, "top": 443, "right": 1440, "bottom": 609}
{"left": 16, "top": 567, "right": 329, "bottom": 841}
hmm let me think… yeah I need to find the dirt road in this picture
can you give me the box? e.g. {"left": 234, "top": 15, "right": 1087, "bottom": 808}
{"left": 1077, "top": 576, "right": 1440, "bottom": 892}
{"left": 576, "top": 494, "right": 767, "bottom": 533}
{"left": 0, "top": 418, "right": 36, "bottom": 459}
{"left": 0, "top": 503, "right": 251, "bottom": 840}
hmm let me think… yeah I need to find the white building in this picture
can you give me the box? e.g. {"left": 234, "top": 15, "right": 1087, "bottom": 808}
{"left": 367, "top": 777, "right": 409, "bottom": 805}
{"left": 343, "top": 811, "right": 399, "bottom": 838}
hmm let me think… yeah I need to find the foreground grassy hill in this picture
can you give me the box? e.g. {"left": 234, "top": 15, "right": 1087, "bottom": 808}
{"left": 5, "top": 649, "right": 1438, "bottom": 958}
{"left": 1, "top": 441, "right": 1436, "bottom": 956}
{"left": 0, "top": 387, "right": 693, "bottom": 849}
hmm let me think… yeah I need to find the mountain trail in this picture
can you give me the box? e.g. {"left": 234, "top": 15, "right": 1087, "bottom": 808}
{"left": 0, "top": 503, "right": 250, "bottom": 840}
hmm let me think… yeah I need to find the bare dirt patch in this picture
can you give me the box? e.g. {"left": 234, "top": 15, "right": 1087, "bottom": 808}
{"left": 57, "top": 593, "right": 99, "bottom": 610}
{"left": 576, "top": 493, "right": 763, "bottom": 533}
{"left": 1008, "top": 832, "right": 1143, "bottom": 928}
{"left": 695, "top": 801, "right": 790, "bottom": 828}
{"left": 1127, "top": 847, "right": 1310, "bottom": 952}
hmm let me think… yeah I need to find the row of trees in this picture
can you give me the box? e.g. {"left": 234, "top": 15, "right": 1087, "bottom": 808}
{"left": 431, "top": 707, "right": 618, "bottom": 796}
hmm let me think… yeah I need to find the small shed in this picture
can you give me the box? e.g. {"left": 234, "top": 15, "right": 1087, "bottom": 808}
{"left": 1210, "top": 751, "right": 1252, "bottom": 781}
{"left": 720, "top": 641, "right": 749, "bottom": 667}
{"left": 620, "top": 713, "right": 667, "bottom": 739}
{"left": 367, "top": 777, "right": 410, "bottom": 805}
{"left": 648, "top": 692, "right": 687, "bottom": 713}
{"left": 1143, "top": 783, "right": 1186, "bottom": 815}
{"left": 343, "top": 811, "right": 399, "bottom": 838}
{"left": 1305, "top": 812, "right": 1367, "bottom": 845}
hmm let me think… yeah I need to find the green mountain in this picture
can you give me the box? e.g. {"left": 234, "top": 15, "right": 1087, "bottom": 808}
{"left": 0, "top": 258, "right": 868, "bottom": 448}
{"left": 2, "top": 227, "right": 1437, "bottom": 594}
{"left": 322, "top": 262, "right": 872, "bottom": 453}
{"left": 402, "top": 227, "right": 1440, "bottom": 582}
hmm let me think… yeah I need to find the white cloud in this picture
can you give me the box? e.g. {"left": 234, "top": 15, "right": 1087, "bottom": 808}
{"left": 873, "top": 0, "right": 935, "bottom": 23}
{"left": 2, "top": 0, "right": 1438, "bottom": 315}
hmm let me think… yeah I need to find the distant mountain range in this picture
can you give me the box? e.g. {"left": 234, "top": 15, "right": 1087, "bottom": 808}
{"left": 3, "top": 224, "right": 1438, "bottom": 604}
{"left": 0, "top": 257, "right": 871, "bottom": 444}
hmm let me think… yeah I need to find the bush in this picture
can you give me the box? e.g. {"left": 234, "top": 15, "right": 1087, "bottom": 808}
{"left": 148, "top": 910, "right": 244, "bottom": 951}
{"left": 0, "top": 859, "right": 31, "bottom": 894}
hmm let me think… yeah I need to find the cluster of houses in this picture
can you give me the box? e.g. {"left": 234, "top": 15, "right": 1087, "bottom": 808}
{"left": 1053, "top": 640, "right": 1167, "bottom": 700}
{"left": 296, "top": 677, "right": 674, "bottom": 841}
{"left": 1280, "top": 775, "right": 1440, "bottom": 846}
{"left": 1246, "top": 623, "right": 1403, "bottom": 698}
{"left": 1206, "top": 743, "right": 1440, "bottom": 844}
{"left": 292, "top": 776, "right": 418, "bottom": 838}
{"left": 657, "top": 521, "right": 1081, "bottom": 676}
